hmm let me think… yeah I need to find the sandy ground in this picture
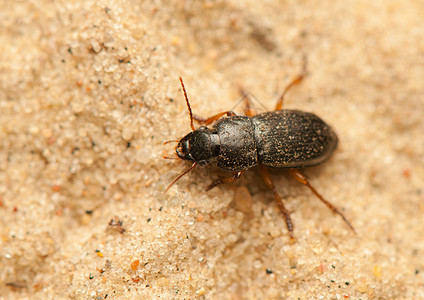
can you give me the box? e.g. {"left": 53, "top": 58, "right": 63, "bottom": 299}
{"left": 1, "top": 0, "right": 423, "bottom": 299}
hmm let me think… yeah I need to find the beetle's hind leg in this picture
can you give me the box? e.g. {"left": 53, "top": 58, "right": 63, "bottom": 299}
{"left": 206, "top": 171, "right": 244, "bottom": 191}
{"left": 289, "top": 169, "right": 356, "bottom": 233}
{"left": 257, "top": 165, "right": 295, "bottom": 238}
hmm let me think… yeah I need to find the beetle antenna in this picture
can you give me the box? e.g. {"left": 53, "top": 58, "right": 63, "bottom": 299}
{"left": 179, "top": 77, "right": 196, "bottom": 132}
{"left": 165, "top": 161, "right": 197, "bottom": 192}
{"left": 163, "top": 139, "right": 180, "bottom": 145}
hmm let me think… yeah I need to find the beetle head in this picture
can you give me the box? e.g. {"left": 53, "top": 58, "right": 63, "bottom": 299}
{"left": 165, "top": 77, "right": 218, "bottom": 192}
{"left": 176, "top": 126, "right": 219, "bottom": 166}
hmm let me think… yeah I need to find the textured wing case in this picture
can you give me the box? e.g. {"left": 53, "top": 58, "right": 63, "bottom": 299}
{"left": 252, "top": 110, "right": 338, "bottom": 168}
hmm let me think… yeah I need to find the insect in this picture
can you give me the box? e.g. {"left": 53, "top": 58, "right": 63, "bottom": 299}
{"left": 165, "top": 70, "right": 355, "bottom": 238}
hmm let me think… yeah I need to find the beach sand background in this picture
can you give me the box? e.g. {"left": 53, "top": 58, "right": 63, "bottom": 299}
{"left": 1, "top": 0, "right": 423, "bottom": 298}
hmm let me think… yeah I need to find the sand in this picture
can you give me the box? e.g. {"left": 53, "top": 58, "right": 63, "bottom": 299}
{"left": 1, "top": 0, "right": 423, "bottom": 298}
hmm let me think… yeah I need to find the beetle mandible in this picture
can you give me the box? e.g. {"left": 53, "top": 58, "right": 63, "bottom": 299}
{"left": 165, "top": 69, "right": 355, "bottom": 238}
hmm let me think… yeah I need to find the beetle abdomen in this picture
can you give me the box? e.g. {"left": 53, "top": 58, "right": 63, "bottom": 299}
{"left": 252, "top": 110, "right": 338, "bottom": 168}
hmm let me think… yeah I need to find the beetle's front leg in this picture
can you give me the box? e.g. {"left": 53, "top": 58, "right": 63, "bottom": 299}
{"left": 193, "top": 111, "right": 236, "bottom": 125}
{"left": 206, "top": 171, "right": 244, "bottom": 191}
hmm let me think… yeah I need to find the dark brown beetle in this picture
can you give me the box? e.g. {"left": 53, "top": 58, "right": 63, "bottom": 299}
{"left": 165, "top": 72, "right": 354, "bottom": 238}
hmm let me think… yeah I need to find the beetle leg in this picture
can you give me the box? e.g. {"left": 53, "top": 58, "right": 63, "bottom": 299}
{"left": 275, "top": 56, "right": 308, "bottom": 110}
{"left": 193, "top": 111, "right": 236, "bottom": 125}
{"left": 257, "top": 165, "right": 294, "bottom": 238}
{"left": 206, "top": 171, "right": 244, "bottom": 191}
{"left": 239, "top": 88, "right": 257, "bottom": 117}
{"left": 289, "top": 169, "right": 356, "bottom": 233}
{"left": 275, "top": 75, "right": 305, "bottom": 111}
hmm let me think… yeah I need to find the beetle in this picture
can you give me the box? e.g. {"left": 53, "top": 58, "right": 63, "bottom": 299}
{"left": 165, "top": 72, "right": 355, "bottom": 238}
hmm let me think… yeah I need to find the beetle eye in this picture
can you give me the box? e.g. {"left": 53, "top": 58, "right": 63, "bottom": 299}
{"left": 176, "top": 138, "right": 194, "bottom": 161}
{"left": 182, "top": 139, "right": 190, "bottom": 154}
